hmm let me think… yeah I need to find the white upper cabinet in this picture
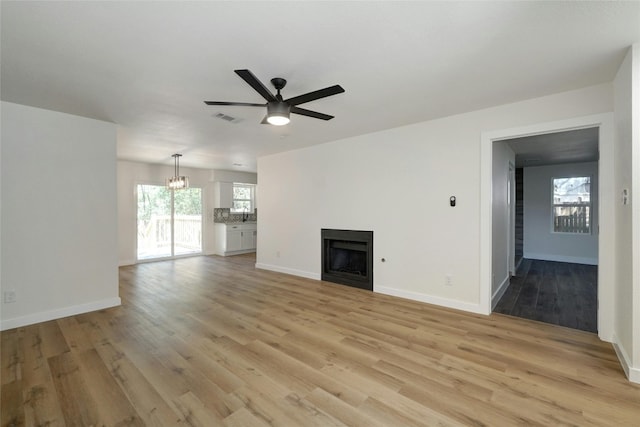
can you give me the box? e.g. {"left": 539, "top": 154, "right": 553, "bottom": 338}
{"left": 214, "top": 181, "right": 233, "bottom": 209}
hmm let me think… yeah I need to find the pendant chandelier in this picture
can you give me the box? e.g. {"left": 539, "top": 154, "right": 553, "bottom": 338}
{"left": 166, "top": 153, "right": 189, "bottom": 190}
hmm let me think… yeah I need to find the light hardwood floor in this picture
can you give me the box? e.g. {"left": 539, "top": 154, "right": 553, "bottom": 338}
{"left": 2, "top": 254, "right": 640, "bottom": 426}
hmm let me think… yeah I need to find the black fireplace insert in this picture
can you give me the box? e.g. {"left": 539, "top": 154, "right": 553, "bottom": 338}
{"left": 321, "top": 229, "right": 373, "bottom": 291}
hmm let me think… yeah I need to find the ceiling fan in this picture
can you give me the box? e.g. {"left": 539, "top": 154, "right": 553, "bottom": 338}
{"left": 204, "top": 69, "right": 345, "bottom": 126}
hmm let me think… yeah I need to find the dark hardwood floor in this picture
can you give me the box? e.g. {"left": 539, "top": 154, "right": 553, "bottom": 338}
{"left": 494, "top": 258, "right": 598, "bottom": 333}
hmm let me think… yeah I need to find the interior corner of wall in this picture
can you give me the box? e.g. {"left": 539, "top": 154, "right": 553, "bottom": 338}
{"left": 611, "top": 332, "right": 640, "bottom": 383}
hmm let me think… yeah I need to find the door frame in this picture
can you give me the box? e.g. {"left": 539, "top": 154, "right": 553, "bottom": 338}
{"left": 508, "top": 161, "right": 515, "bottom": 276}
{"left": 480, "top": 113, "right": 615, "bottom": 342}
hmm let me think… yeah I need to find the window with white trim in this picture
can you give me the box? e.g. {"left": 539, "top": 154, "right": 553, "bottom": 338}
{"left": 552, "top": 176, "right": 591, "bottom": 234}
{"left": 231, "top": 183, "right": 255, "bottom": 213}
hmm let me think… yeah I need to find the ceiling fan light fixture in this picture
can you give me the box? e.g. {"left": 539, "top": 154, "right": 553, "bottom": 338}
{"left": 266, "top": 102, "right": 290, "bottom": 126}
{"left": 204, "top": 69, "right": 344, "bottom": 124}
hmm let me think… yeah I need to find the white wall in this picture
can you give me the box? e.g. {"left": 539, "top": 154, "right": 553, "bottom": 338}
{"left": 632, "top": 43, "right": 640, "bottom": 377}
{"left": 1, "top": 102, "right": 120, "bottom": 330}
{"left": 1, "top": 103, "right": 3, "bottom": 324}
{"left": 523, "top": 162, "right": 599, "bottom": 265}
{"left": 491, "top": 141, "right": 515, "bottom": 307}
{"left": 257, "top": 83, "right": 613, "bottom": 314}
{"left": 212, "top": 169, "right": 257, "bottom": 185}
{"left": 613, "top": 44, "right": 640, "bottom": 382}
{"left": 117, "top": 162, "right": 257, "bottom": 265}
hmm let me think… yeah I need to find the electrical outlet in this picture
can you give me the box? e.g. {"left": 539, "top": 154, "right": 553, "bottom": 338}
{"left": 4, "top": 290, "right": 16, "bottom": 304}
{"left": 445, "top": 275, "right": 453, "bottom": 286}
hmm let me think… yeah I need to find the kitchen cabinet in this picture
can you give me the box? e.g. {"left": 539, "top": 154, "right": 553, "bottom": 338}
{"left": 214, "top": 182, "right": 233, "bottom": 209}
{"left": 226, "top": 229, "right": 242, "bottom": 252}
{"left": 214, "top": 223, "right": 257, "bottom": 256}
{"left": 241, "top": 228, "right": 257, "bottom": 250}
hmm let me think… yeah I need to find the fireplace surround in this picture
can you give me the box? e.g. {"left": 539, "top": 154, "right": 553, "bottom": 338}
{"left": 321, "top": 229, "right": 373, "bottom": 291}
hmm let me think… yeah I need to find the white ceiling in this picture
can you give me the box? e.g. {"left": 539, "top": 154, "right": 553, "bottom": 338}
{"left": 2, "top": 1, "right": 639, "bottom": 172}
{"left": 507, "top": 127, "right": 599, "bottom": 168}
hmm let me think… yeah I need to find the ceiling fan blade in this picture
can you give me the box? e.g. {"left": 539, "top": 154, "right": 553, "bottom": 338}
{"left": 204, "top": 101, "right": 265, "bottom": 107}
{"left": 235, "top": 69, "right": 277, "bottom": 102}
{"left": 291, "top": 106, "right": 334, "bottom": 120}
{"left": 285, "top": 85, "right": 345, "bottom": 106}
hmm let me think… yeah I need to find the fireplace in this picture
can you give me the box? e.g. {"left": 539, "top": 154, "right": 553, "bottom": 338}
{"left": 321, "top": 229, "right": 373, "bottom": 291}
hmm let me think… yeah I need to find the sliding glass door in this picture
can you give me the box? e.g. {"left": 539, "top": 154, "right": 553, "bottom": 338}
{"left": 137, "top": 184, "right": 202, "bottom": 260}
{"left": 173, "top": 187, "right": 202, "bottom": 256}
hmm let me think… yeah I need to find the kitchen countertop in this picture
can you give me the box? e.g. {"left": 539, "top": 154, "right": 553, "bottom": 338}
{"left": 216, "top": 221, "right": 257, "bottom": 225}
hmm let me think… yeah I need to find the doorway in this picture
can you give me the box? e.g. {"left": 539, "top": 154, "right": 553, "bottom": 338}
{"left": 136, "top": 184, "right": 203, "bottom": 260}
{"left": 497, "top": 129, "right": 599, "bottom": 332}
{"left": 480, "top": 113, "right": 615, "bottom": 341}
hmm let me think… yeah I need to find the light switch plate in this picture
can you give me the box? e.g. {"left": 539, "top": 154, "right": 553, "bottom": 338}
{"left": 4, "top": 290, "right": 16, "bottom": 304}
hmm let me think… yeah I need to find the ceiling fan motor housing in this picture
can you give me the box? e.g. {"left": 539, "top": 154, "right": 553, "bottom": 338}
{"left": 267, "top": 101, "right": 290, "bottom": 116}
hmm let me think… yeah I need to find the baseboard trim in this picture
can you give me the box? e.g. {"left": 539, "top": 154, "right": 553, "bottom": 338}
{"left": 255, "top": 263, "right": 321, "bottom": 280}
{"left": 491, "top": 275, "right": 511, "bottom": 311}
{"left": 253, "top": 265, "right": 483, "bottom": 314}
{"left": 217, "top": 249, "right": 256, "bottom": 257}
{"left": 523, "top": 252, "right": 598, "bottom": 265}
{"left": 119, "top": 259, "right": 136, "bottom": 267}
{"left": 0, "top": 297, "right": 122, "bottom": 331}
{"left": 612, "top": 333, "right": 640, "bottom": 384}
{"left": 515, "top": 257, "right": 523, "bottom": 271}
{"left": 375, "top": 285, "right": 485, "bottom": 315}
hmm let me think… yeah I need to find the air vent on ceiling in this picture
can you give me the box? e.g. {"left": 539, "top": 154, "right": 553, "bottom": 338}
{"left": 214, "top": 112, "right": 242, "bottom": 124}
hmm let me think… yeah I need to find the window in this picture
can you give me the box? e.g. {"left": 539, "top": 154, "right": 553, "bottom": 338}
{"left": 231, "top": 183, "right": 255, "bottom": 213}
{"left": 552, "top": 177, "right": 591, "bottom": 234}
